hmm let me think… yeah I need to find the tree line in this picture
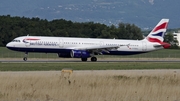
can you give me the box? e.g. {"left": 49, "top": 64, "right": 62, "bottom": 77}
{"left": 0, "top": 15, "right": 143, "bottom": 46}
{"left": 0, "top": 15, "right": 178, "bottom": 48}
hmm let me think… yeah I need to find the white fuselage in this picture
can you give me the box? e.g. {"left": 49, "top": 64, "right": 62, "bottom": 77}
{"left": 6, "top": 36, "right": 162, "bottom": 55}
{"left": 5, "top": 19, "right": 170, "bottom": 61}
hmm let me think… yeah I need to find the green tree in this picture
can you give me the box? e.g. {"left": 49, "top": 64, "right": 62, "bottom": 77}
{"left": 0, "top": 15, "right": 145, "bottom": 46}
{"left": 164, "top": 32, "right": 179, "bottom": 49}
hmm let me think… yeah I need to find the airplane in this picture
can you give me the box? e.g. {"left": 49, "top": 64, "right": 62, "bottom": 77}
{"left": 6, "top": 19, "right": 170, "bottom": 62}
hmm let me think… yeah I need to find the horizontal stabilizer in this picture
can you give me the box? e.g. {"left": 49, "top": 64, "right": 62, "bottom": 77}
{"left": 153, "top": 42, "right": 170, "bottom": 49}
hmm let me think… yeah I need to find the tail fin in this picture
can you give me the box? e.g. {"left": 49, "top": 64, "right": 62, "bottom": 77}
{"left": 146, "top": 19, "right": 169, "bottom": 43}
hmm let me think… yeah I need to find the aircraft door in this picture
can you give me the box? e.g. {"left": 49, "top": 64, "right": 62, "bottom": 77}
{"left": 99, "top": 41, "right": 104, "bottom": 46}
{"left": 142, "top": 41, "right": 147, "bottom": 51}
{"left": 24, "top": 40, "right": 30, "bottom": 47}
{"left": 59, "top": 39, "right": 64, "bottom": 48}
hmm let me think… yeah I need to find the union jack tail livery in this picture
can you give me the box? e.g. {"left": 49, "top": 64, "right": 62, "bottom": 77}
{"left": 145, "top": 19, "right": 170, "bottom": 49}
{"left": 146, "top": 19, "right": 169, "bottom": 43}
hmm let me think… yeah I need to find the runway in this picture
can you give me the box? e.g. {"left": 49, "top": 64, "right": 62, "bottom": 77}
{"left": 1, "top": 58, "right": 180, "bottom": 63}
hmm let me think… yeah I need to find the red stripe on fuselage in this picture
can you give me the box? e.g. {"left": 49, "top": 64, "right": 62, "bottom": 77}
{"left": 24, "top": 38, "right": 40, "bottom": 40}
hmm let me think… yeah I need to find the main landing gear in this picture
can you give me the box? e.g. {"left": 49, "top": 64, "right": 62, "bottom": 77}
{"left": 91, "top": 57, "right": 97, "bottom": 62}
{"left": 23, "top": 52, "right": 28, "bottom": 61}
{"left": 81, "top": 57, "right": 97, "bottom": 62}
{"left": 81, "top": 58, "right": 88, "bottom": 61}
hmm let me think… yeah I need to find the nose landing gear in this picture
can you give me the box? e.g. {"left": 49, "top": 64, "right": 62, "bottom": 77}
{"left": 23, "top": 52, "right": 28, "bottom": 61}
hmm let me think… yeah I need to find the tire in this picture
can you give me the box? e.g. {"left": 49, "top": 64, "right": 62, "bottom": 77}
{"left": 81, "top": 58, "right": 87, "bottom": 61}
{"left": 23, "top": 57, "right": 27, "bottom": 61}
{"left": 91, "top": 57, "right": 97, "bottom": 62}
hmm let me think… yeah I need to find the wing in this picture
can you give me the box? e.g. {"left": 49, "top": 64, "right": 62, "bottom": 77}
{"left": 70, "top": 45, "right": 121, "bottom": 54}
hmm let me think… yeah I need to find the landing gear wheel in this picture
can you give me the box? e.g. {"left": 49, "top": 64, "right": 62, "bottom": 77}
{"left": 91, "top": 57, "right": 97, "bottom": 62}
{"left": 23, "top": 52, "right": 28, "bottom": 61}
{"left": 81, "top": 58, "right": 87, "bottom": 61}
{"left": 23, "top": 57, "right": 27, "bottom": 61}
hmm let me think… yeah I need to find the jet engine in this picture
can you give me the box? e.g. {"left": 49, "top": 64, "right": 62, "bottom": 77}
{"left": 70, "top": 50, "right": 91, "bottom": 58}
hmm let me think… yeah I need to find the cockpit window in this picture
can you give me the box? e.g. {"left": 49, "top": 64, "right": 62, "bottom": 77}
{"left": 12, "top": 40, "right": 20, "bottom": 42}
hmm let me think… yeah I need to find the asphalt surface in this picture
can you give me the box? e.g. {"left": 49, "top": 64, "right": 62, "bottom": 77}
{"left": 1, "top": 58, "right": 180, "bottom": 63}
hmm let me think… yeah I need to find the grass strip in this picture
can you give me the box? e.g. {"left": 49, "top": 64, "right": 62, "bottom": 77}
{"left": 0, "top": 62, "right": 180, "bottom": 71}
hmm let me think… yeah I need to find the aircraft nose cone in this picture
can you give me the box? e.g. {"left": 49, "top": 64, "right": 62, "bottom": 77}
{"left": 6, "top": 43, "right": 10, "bottom": 47}
{"left": 6, "top": 42, "right": 13, "bottom": 48}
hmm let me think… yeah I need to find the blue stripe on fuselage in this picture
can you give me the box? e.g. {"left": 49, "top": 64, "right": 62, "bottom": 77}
{"left": 6, "top": 47, "right": 71, "bottom": 53}
{"left": 6, "top": 47, "right": 147, "bottom": 55}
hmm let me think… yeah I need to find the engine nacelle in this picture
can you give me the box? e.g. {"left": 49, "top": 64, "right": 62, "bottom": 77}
{"left": 57, "top": 53, "right": 71, "bottom": 58}
{"left": 71, "top": 50, "right": 91, "bottom": 58}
